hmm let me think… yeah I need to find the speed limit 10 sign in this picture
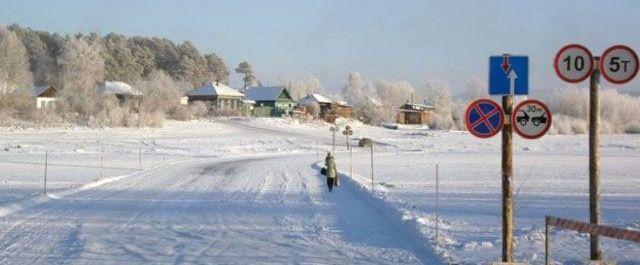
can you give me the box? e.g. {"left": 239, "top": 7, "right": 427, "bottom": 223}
{"left": 600, "top": 45, "right": 639, "bottom": 84}
{"left": 554, "top": 44, "right": 594, "bottom": 83}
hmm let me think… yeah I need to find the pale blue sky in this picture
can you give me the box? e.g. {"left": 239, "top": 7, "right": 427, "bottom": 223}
{"left": 2, "top": 0, "right": 640, "bottom": 95}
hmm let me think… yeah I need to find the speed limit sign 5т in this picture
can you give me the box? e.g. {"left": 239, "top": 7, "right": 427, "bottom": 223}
{"left": 554, "top": 44, "right": 594, "bottom": 83}
{"left": 600, "top": 45, "right": 639, "bottom": 84}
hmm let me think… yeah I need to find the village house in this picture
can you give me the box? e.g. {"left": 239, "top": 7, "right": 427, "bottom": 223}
{"left": 245, "top": 86, "right": 296, "bottom": 117}
{"left": 396, "top": 102, "right": 436, "bottom": 125}
{"left": 30, "top": 85, "right": 58, "bottom": 109}
{"left": 187, "top": 82, "right": 244, "bottom": 111}
{"left": 297, "top": 93, "right": 352, "bottom": 123}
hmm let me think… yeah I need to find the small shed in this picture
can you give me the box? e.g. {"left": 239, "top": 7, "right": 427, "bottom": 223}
{"left": 187, "top": 82, "right": 244, "bottom": 111}
{"left": 298, "top": 93, "right": 352, "bottom": 123}
{"left": 31, "top": 85, "right": 58, "bottom": 109}
{"left": 245, "top": 86, "right": 296, "bottom": 117}
{"left": 396, "top": 102, "right": 436, "bottom": 125}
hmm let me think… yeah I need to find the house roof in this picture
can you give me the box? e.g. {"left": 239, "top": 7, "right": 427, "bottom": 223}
{"left": 298, "top": 93, "right": 332, "bottom": 106}
{"left": 30, "top": 85, "right": 56, "bottom": 97}
{"left": 400, "top": 102, "right": 436, "bottom": 111}
{"left": 188, "top": 82, "right": 244, "bottom": 97}
{"left": 245, "top": 86, "right": 291, "bottom": 101}
{"left": 298, "top": 93, "right": 352, "bottom": 108}
{"left": 97, "top": 81, "right": 141, "bottom": 96}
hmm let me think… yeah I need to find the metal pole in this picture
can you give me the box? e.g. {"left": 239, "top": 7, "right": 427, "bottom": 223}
{"left": 545, "top": 215, "right": 551, "bottom": 265}
{"left": 502, "top": 94, "right": 514, "bottom": 262}
{"left": 435, "top": 163, "right": 440, "bottom": 246}
{"left": 589, "top": 57, "right": 602, "bottom": 261}
{"left": 44, "top": 146, "right": 48, "bottom": 195}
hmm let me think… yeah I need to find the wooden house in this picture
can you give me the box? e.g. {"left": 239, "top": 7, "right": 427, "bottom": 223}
{"left": 396, "top": 102, "right": 436, "bottom": 125}
{"left": 30, "top": 85, "right": 58, "bottom": 109}
{"left": 245, "top": 86, "right": 296, "bottom": 117}
{"left": 187, "top": 82, "right": 244, "bottom": 111}
{"left": 298, "top": 93, "right": 352, "bottom": 123}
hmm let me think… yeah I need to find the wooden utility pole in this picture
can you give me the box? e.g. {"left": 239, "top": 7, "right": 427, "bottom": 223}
{"left": 502, "top": 94, "right": 514, "bottom": 262}
{"left": 589, "top": 57, "right": 602, "bottom": 261}
{"left": 44, "top": 147, "right": 48, "bottom": 195}
{"left": 435, "top": 164, "right": 440, "bottom": 246}
{"left": 545, "top": 215, "right": 552, "bottom": 265}
{"left": 139, "top": 140, "right": 142, "bottom": 170}
{"left": 370, "top": 142, "right": 374, "bottom": 192}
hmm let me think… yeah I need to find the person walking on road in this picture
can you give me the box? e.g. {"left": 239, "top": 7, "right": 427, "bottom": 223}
{"left": 325, "top": 152, "right": 337, "bottom": 192}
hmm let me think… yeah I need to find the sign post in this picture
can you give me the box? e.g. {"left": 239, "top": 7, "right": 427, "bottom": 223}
{"left": 490, "top": 53, "right": 529, "bottom": 263}
{"left": 554, "top": 44, "right": 639, "bottom": 261}
{"left": 501, "top": 94, "right": 514, "bottom": 262}
{"left": 588, "top": 57, "right": 602, "bottom": 261}
{"left": 343, "top": 125, "right": 354, "bottom": 186}
{"left": 330, "top": 125, "right": 339, "bottom": 152}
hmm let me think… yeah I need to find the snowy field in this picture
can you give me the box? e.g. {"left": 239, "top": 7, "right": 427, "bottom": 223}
{"left": 0, "top": 118, "right": 637, "bottom": 264}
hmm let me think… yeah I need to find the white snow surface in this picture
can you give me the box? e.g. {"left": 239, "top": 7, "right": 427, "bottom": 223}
{"left": 0, "top": 117, "right": 637, "bottom": 264}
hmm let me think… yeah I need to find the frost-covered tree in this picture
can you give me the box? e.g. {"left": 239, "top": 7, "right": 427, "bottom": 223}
{"left": 280, "top": 74, "right": 324, "bottom": 100}
{"left": 342, "top": 72, "right": 365, "bottom": 106}
{"left": 58, "top": 37, "right": 104, "bottom": 118}
{"left": 467, "top": 76, "right": 487, "bottom": 100}
{"left": 0, "top": 26, "right": 32, "bottom": 93}
{"left": 235, "top": 61, "right": 256, "bottom": 88}
{"left": 205, "top": 53, "right": 229, "bottom": 84}
{"left": 103, "top": 33, "right": 143, "bottom": 83}
{"left": 423, "top": 80, "right": 454, "bottom": 130}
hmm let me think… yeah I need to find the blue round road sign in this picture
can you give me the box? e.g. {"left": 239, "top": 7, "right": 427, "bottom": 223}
{"left": 465, "top": 99, "right": 504, "bottom": 138}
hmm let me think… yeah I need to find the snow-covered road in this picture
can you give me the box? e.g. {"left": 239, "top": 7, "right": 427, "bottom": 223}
{"left": 0, "top": 153, "right": 439, "bottom": 264}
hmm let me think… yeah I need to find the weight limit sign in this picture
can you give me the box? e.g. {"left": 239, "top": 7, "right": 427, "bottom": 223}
{"left": 512, "top": 99, "right": 552, "bottom": 139}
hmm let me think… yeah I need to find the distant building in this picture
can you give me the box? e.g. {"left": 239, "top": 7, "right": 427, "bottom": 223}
{"left": 245, "top": 86, "right": 296, "bottom": 117}
{"left": 396, "top": 102, "right": 436, "bottom": 125}
{"left": 31, "top": 85, "right": 58, "bottom": 109}
{"left": 298, "top": 93, "right": 352, "bottom": 123}
{"left": 187, "top": 82, "right": 244, "bottom": 111}
{"left": 97, "top": 81, "right": 142, "bottom": 102}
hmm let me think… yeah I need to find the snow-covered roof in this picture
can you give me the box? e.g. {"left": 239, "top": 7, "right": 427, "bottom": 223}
{"left": 30, "top": 85, "right": 56, "bottom": 97}
{"left": 188, "top": 82, "right": 244, "bottom": 97}
{"left": 400, "top": 102, "right": 436, "bottom": 111}
{"left": 242, "top": 99, "right": 256, "bottom": 104}
{"left": 97, "top": 81, "right": 141, "bottom": 96}
{"left": 298, "top": 93, "right": 332, "bottom": 106}
{"left": 245, "top": 86, "right": 290, "bottom": 101}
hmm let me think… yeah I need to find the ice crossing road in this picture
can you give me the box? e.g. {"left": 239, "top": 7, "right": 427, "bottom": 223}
{"left": 0, "top": 154, "right": 438, "bottom": 264}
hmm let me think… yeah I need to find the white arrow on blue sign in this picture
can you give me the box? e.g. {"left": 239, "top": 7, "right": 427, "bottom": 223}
{"left": 489, "top": 55, "right": 529, "bottom": 95}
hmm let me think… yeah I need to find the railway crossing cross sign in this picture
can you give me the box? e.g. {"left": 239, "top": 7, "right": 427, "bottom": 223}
{"left": 465, "top": 98, "right": 504, "bottom": 138}
{"left": 489, "top": 55, "right": 529, "bottom": 95}
{"left": 512, "top": 99, "right": 552, "bottom": 139}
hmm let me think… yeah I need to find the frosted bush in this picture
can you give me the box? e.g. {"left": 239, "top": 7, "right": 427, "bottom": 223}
{"left": 545, "top": 87, "right": 640, "bottom": 134}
